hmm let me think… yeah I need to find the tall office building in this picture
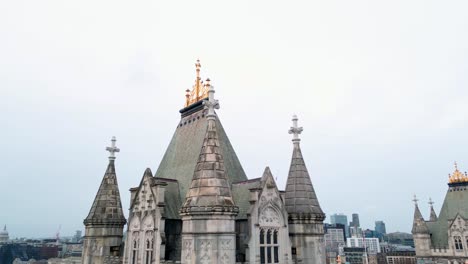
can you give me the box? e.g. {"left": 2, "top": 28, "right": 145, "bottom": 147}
{"left": 350, "top": 213, "right": 360, "bottom": 227}
{"left": 375, "top": 221, "right": 386, "bottom": 235}
{"left": 331, "top": 213, "right": 349, "bottom": 238}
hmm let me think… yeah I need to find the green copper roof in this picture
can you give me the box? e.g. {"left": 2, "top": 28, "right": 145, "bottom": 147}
{"left": 425, "top": 183, "right": 468, "bottom": 248}
{"left": 154, "top": 106, "right": 247, "bottom": 219}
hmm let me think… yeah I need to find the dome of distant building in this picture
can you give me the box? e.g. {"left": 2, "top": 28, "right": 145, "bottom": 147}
{"left": 0, "top": 225, "right": 9, "bottom": 243}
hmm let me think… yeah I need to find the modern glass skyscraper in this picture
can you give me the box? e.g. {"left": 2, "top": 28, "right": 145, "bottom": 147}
{"left": 375, "top": 221, "right": 386, "bottom": 234}
{"left": 330, "top": 213, "right": 349, "bottom": 237}
{"left": 350, "top": 213, "right": 360, "bottom": 227}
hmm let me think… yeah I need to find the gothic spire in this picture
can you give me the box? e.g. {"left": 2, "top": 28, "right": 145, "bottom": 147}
{"left": 84, "top": 137, "right": 126, "bottom": 226}
{"left": 284, "top": 115, "right": 324, "bottom": 219}
{"left": 411, "top": 195, "right": 429, "bottom": 234}
{"left": 429, "top": 198, "right": 438, "bottom": 221}
{"left": 181, "top": 85, "right": 238, "bottom": 214}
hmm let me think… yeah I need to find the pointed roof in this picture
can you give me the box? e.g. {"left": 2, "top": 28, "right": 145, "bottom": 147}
{"left": 411, "top": 196, "right": 429, "bottom": 234}
{"left": 429, "top": 198, "right": 438, "bottom": 221}
{"left": 84, "top": 138, "right": 126, "bottom": 226}
{"left": 180, "top": 85, "right": 238, "bottom": 214}
{"left": 260, "top": 167, "right": 277, "bottom": 189}
{"left": 284, "top": 115, "right": 324, "bottom": 219}
{"left": 421, "top": 163, "right": 468, "bottom": 247}
{"left": 155, "top": 64, "right": 246, "bottom": 218}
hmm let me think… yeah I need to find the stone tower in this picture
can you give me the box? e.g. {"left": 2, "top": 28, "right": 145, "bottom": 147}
{"left": 285, "top": 115, "right": 326, "bottom": 264}
{"left": 179, "top": 84, "right": 239, "bottom": 264}
{"left": 82, "top": 137, "right": 127, "bottom": 264}
{"left": 411, "top": 195, "right": 431, "bottom": 257}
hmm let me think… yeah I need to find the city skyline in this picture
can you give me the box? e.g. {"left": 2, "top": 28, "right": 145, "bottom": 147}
{"left": 2, "top": 1, "right": 468, "bottom": 238}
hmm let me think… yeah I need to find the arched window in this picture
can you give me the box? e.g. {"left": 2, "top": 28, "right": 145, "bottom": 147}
{"left": 259, "top": 228, "right": 279, "bottom": 264}
{"left": 454, "top": 236, "right": 463, "bottom": 250}
{"left": 144, "top": 231, "right": 154, "bottom": 264}
{"left": 132, "top": 232, "right": 139, "bottom": 264}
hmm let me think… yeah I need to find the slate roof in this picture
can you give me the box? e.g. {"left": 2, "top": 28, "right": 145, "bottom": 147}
{"left": 232, "top": 178, "right": 261, "bottom": 219}
{"left": 429, "top": 205, "right": 438, "bottom": 222}
{"left": 284, "top": 142, "right": 325, "bottom": 219}
{"left": 154, "top": 102, "right": 247, "bottom": 218}
{"left": 424, "top": 183, "right": 468, "bottom": 248}
{"left": 411, "top": 204, "right": 429, "bottom": 234}
{"left": 84, "top": 160, "right": 126, "bottom": 226}
{"left": 155, "top": 177, "right": 181, "bottom": 219}
{"left": 181, "top": 116, "right": 238, "bottom": 212}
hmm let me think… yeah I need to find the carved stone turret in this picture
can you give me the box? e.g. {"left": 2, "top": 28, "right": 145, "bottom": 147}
{"left": 180, "top": 84, "right": 238, "bottom": 264}
{"left": 285, "top": 115, "right": 325, "bottom": 264}
{"left": 82, "top": 137, "right": 126, "bottom": 264}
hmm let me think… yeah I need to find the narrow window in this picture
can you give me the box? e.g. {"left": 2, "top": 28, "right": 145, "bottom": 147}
{"left": 260, "top": 246, "right": 265, "bottom": 264}
{"left": 274, "top": 246, "right": 279, "bottom": 263}
{"left": 267, "top": 247, "right": 272, "bottom": 263}
{"left": 260, "top": 229, "right": 265, "bottom": 244}
{"left": 132, "top": 239, "right": 138, "bottom": 264}
{"left": 455, "top": 236, "right": 463, "bottom": 250}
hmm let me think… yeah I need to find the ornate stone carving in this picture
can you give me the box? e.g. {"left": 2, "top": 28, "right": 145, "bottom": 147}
{"left": 183, "top": 239, "right": 192, "bottom": 262}
{"left": 220, "top": 239, "right": 231, "bottom": 250}
{"left": 260, "top": 207, "right": 280, "bottom": 226}
{"left": 199, "top": 240, "right": 212, "bottom": 264}
{"left": 220, "top": 253, "right": 230, "bottom": 264}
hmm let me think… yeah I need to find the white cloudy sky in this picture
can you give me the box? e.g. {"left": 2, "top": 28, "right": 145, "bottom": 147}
{"left": 1, "top": 0, "right": 468, "bottom": 238}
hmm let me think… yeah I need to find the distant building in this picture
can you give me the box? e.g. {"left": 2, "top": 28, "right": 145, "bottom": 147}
{"left": 0, "top": 225, "right": 9, "bottom": 243}
{"left": 325, "top": 223, "right": 346, "bottom": 256}
{"left": 387, "top": 232, "right": 414, "bottom": 247}
{"left": 331, "top": 214, "right": 350, "bottom": 237}
{"left": 386, "top": 251, "right": 416, "bottom": 264}
{"left": 347, "top": 237, "right": 381, "bottom": 254}
{"left": 350, "top": 226, "right": 363, "bottom": 238}
{"left": 412, "top": 163, "right": 468, "bottom": 263}
{"left": 375, "top": 221, "right": 386, "bottom": 235}
{"left": 72, "top": 231, "right": 81, "bottom": 243}
{"left": 350, "top": 213, "right": 360, "bottom": 228}
{"left": 343, "top": 247, "right": 365, "bottom": 264}
{"left": 363, "top": 229, "right": 378, "bottom": 238}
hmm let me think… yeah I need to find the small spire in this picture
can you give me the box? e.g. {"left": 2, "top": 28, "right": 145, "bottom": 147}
{"left": 288, "top": 114, "right": 303, "bottom": 143}
{"left": 429, "top": 197, "right": 438, "bottom": 221}
{"left": 195, "top": 59, "right": 201, "bottom": 79}
{"left": 203, "top": 83, "right": 219, "bottom": 120}
{"left": 105, "top": 136, "right": 120, "bottom": 161}
{"left": 428, "top": 197, "right": 434, "bottom": 207}
{"left": 3, "top": 225, "right": 5, "bottom": 231}
{"left": 412, "top": 194, "right": 419, "bottom": 205}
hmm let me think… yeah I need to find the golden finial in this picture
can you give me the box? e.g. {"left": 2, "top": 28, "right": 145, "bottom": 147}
{"left": 184, "top": 60, "right": 210, "bottom": 107}
{"left": 448, "top": 161, "right": 468, "bottom": 184}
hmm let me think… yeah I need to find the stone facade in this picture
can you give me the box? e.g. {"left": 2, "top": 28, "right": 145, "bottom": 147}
{"left": 123, "top": 169, "right": 166, "bottom": 264}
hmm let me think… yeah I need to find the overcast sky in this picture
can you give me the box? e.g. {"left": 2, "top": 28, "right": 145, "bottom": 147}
{"left": 1, "top": 0, "right": 468, "bottom": 238}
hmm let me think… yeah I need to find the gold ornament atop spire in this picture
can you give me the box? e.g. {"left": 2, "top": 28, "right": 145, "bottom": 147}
{"left": 184, "top": 59, "right": 210, "bottom": 107}
{"left": 448, "top": 161, "right": 468, "bottom": 184}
